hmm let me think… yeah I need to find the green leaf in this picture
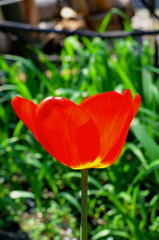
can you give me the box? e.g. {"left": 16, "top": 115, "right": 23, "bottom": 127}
{"left": 98, "top": 8, "right": 130, "bottom": 33}
{"left": 10, "top": 190, "right": 35, "bottom": 199}
{"left": 128, "top": 159, "right": 159, "bottom": 190}
{"left": 58, "top": 192, "right": 81, "bottom": 212}
{"left": 126, "top": 143, "right": 148, "bottom": 168}
{"left": 131, "top": 119, "right": 159, "bottom": 161}
{"left": 92, "top": 229, "right": 130, "bottom": 240}
{"left": 62, "top": 172, "right": 102, "bottom": 189}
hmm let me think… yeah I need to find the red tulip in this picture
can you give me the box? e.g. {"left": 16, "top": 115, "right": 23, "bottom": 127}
{"left": 11, "top": 90, "right": 141, "bottom": 169}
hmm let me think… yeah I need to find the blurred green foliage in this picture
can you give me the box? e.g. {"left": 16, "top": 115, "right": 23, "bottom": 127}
{"left": 0, "top": 35, "right": 159, "bottom": 240}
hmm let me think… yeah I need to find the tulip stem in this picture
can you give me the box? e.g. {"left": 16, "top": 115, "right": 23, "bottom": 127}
{"left": 80, "top": 169, "right": 88, "bottom": 240}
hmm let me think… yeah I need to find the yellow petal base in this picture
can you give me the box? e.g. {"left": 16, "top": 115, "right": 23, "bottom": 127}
{"left": 72, "top": 157, "right": 110, "bottom": 170}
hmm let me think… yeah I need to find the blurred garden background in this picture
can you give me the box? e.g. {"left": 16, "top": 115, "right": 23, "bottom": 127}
{"left": 0, "top": 0, "right": 159, "bottom": 239}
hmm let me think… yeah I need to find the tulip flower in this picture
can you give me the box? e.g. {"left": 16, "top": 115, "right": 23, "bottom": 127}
{"left": 11, "top": 89, "right": 140, "bottom": 169}
{"left": 11, "top": 89, "right": 141, "bottom": 240}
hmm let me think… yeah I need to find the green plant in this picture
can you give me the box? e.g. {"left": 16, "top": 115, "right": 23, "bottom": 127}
{"left": 0, "top": 34, "right": 159, "bottom": 239}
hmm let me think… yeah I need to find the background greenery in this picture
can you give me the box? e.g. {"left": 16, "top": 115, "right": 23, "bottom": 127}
{"left": 0, "top": 34, "right": 159, "bottom": 240}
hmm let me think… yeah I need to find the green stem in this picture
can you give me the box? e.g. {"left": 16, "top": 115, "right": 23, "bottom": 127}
{"left": 80, "top": 169, "right": 88, "bottom": 240}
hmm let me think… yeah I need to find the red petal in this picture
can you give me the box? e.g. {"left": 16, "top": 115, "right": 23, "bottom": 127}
{"left": 36, "top": 97, "right": 100, "bottom": 169}
{"left": 11, "top": 96, "right": 38, "bottom": 139}
{"left": 80, "top": 90, "right": 141, "bottom": 167}
{"left": 132, "top": 94, "right": 141, "bottom": 115}
{"left": 101, "top": 92, "right": 141, "bottom": 166}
